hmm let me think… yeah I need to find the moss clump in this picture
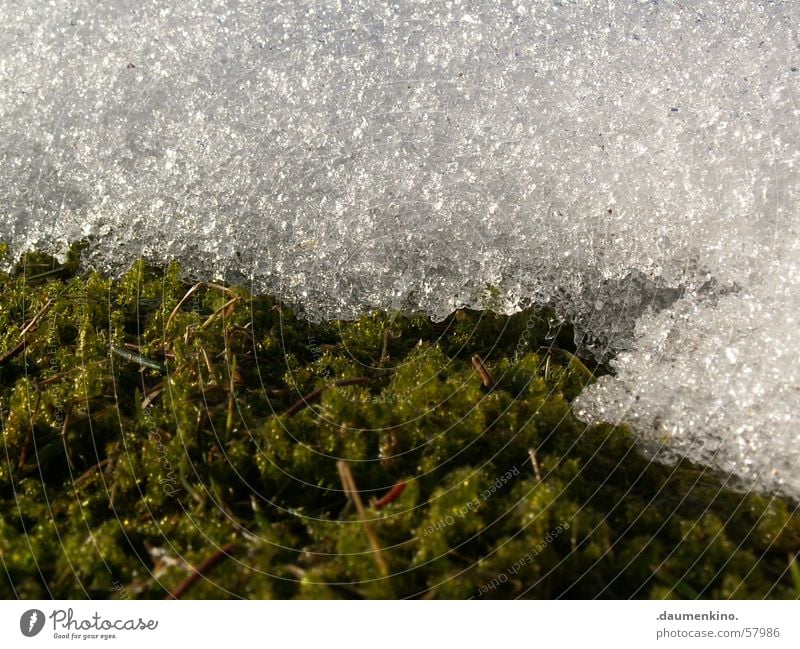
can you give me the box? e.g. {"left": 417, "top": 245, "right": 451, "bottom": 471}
{"left": 0, "top": 245, "right": 798, "bottom": 599}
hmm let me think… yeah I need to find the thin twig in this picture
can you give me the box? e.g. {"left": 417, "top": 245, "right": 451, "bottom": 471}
{"left": 16, "top": 421, "right": 32, "bottom": 475}
{"left": 24, "top": 266, "right": 67, "bottom": 282}
{"left": 226, "top": 355, "right": 237, "bottom": 437}
{"left": 337, "top": 461, "right": 389, "bottom": 578}
{"left": 165, "top": 282, "right": 238, "bottom": 331}
{"left": 0, "top": 339, "right": 28, "bottom": 367}
{"left": 284, "top": 377, "right": 370, "bottom": 417}
{"left": 141, "top": 384, "right": 164, "bottom": 409}
{"left": 38, "top": 366, "right": 83, "bottom": 385}
{"left": 20, "top": 298, "right": 56, "bottom": 336}
{"left": 380, "top": 328, "right": 391, "bottom": 366}
{"left": 73, "top": 458, "right": 113, "bottom": 488}
{"left": 371, "top": 481, "right": 406, "bottom": 510}
{"left": 0, "top": 298, "right": 55, "bottom": 367}
{"left": 61, "top": 411, "right": 74, "bottom": 473}
{"left": 471, "top": 354, "right": 495, "bottom": 388}
{"left": 528, "top": 448, "right": 542, "bottom": 482}
{"left": 199, "top": 346, "right": 216, "bottom": 384}
{"left": 199, "top": 296, "right": 240, "bottom": 330}
{"left": 163, "top": 543, "right": 238, "bottom": 600}
{"left": 15, "top": 392, "right": 41, "bottom": 478}
{"left": 538, "top": 346, "right": 596, "bottom": 381}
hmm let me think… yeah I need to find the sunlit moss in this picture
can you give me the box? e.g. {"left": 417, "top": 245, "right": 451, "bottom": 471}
{"left": 0, "top": 245, "right": 798, "bottom": 599}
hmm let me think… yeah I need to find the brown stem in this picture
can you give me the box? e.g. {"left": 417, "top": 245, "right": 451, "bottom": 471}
{"left": 163, "top": 543, "right": 238, "bottom": 600}
{"left": 1, "top": 298, "right": 56, "bottom": 367}
{"left": 61, "top": 411, "right": 74, "bottom": 473}
{"left": 0, "top": 339, "right": 28, "bottom": 367}
{"left": 380, "top": 328, "right": 391, "bottom": 366}
{"left": 284, "top": 377, "right": 370, "bottom": 417}
{"left": 165, "top": 282, "right": 238, "bottom": 331}
{"left": 371, "top": 481, "right": 407, "bottom": 510}
{"left": 337, "top": 461, "right": 389, "bottom": 578}
{"left": 528, "top": 448, "right": 543, "bottom": 482}
{"left": 471, "top": 354, "right": 495, "bottom": 388}
{"left": 20, "top": 298, "right": 56, "bottom": 336}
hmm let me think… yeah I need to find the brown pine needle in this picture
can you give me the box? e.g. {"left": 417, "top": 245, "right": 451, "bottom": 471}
{"left": 337, "top": 460, "right": 389, "bottom": 578}
{"left": 61, "top": 411, "right": 74, "bottom": 473}
{"left": 226, "top": 355, "right": 238, "bottom": 436}
{"left": 471, "top": 354, "right": 495, "bottom": 388}
{"left": 163, "top": 542, "right": 238, "bottom": 600}
{"left": 528, "top": 448, "right": 543, "bottom": 482}
{"left": 380, "top": 327, "right": 391, "bottom": 366}
{"left": 141, "top": 384, "right": 164, "bottom": 409}
{"left": 199, "top": 296, "right": 240, "bottom": 330}
{"left": 370, "top": 481, "right": 407, "bottom": 510}
{"left": 20, "top": 298, "right": 55, "bottom": 336}
{"left": 0, "top": 339, "right": 28, "bottom": 367}
{"left": 165, "top": 282, "right": 238, "bottom": 331}
{"left": 0, "top": 298, "right": 55, "bottom": 367}
{"left": 538, "top": 346, "right": 596, "bottom": 381}
{"left": 285, "top": 377, "right": 370, "bottom": 417}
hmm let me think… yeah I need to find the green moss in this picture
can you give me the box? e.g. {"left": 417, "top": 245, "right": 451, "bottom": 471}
{"left": 0, "top": 246, "right": 798, "bottom": 599}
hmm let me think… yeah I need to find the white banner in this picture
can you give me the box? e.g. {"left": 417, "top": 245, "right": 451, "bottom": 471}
{"left": 1, "top": 601, "right": 798, "bottom": 648}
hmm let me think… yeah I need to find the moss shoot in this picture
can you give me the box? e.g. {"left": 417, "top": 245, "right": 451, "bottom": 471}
{"left": 0, "top": 243, "right": 798, "bottom": 599}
